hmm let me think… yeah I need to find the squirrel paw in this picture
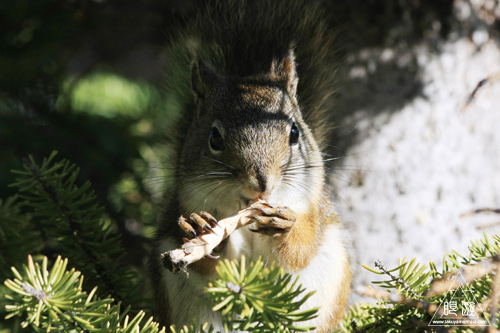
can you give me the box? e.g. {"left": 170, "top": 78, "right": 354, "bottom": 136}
{"left": 178, "top": 211, "right": 219, "bottom": 238}
{"left": 249, "top": 202, "right": 296, "bottom": 238}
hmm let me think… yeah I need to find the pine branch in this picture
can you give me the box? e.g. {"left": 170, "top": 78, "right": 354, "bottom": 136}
{"left": 363, "top": 257, "right": 434, "bottom": 300}
{"left": 425, "top": 256, "right": 497, "bottom": 297}
{"left": 0, "top": 195, "right": 40, "bottom": 278}
{"left": 4, "top": 255, "right": 165, "bottom": 332}
{"left": 9, "top": 152, "right": 139, "bottom": 305}
{"left": 341, "top": 233, "right": 500, "bottom": 332}
{"left": 23, "top": 154, "right": 119, "bottom": 299}
{"left": 206, "top": 255, "right": 318, "bottom": 332}
{"left": 3, "top": 254, "right": 319, "bottom": 333}
{"left": 487, "top": 255, "right": 500, "bottom": 330}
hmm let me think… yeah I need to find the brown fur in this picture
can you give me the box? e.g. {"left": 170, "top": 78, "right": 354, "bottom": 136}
{"left": 163, "top": 0, "right": 340, "bottom": 150}
{"left": 191, "top": 258, "right": 219, "bottom": 277}
{"left": 276, "top": 210, "right": 321, "bottom": 271}
{"left": 150, "top": 0, "right": 351, "bottom": 330}
{"left": 239, "top": 84, "right": 283, "bottom": 107}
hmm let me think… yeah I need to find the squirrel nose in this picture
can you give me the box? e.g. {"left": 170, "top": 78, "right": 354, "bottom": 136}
{"left": 248, "top": 173, "right": 268, "bottom": 193}
{"left": 246, "top": 171, "right": 278, "bottom": 197}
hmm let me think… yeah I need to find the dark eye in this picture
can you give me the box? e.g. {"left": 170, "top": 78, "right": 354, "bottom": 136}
{"left": 290, "top": 122, "right": 299, "bottom": 145}
{"left": 209, "top": 127, "right": 224, "bottom": 152}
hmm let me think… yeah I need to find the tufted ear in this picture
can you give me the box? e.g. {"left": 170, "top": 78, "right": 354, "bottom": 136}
{"left": 270, "top": 49, "right": 299, "bottom": 96}
{"left": 191, "top": 59, "right": 220, "bottom": 100}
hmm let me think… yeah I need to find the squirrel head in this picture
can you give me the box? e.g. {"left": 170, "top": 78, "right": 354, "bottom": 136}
{"left": 191, "top": 50, "right": 298, "bottom": 108}
{"left": 179, "top": 50, "right": 324, "bottom": 217}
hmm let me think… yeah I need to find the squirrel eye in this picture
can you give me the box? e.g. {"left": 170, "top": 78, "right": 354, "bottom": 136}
{"left": 209, "top": 127, "right": 224, "bottom": 152}
{"left": 290, "top": 122, "right": 299, "bottom": 145}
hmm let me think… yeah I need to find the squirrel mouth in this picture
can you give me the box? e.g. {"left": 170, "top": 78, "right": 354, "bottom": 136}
{"left": 240, "top": 192, "right": 270, "bottom": 206}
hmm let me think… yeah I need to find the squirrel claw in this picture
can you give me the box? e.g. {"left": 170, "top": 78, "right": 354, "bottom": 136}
{"left": 178, "top": 211, "right": 219, "bottom": 240}
{"left": 252, "top": 226, "right": 285, "bottom": 238}
{"left": 248, "top": 204, "right": 296, "bottom": 237}
{"left": 253, "top": 215, "right": 294, "bottom": 229}
{"left": 205, "top": 253, "right": 220, "bottom": 260}
{"left": 178, "top": 216, "right": 197, "bottom": 237}
{"left": 190, "top": 212, "right": 220, "bottom": 234}
{"left": 190, "top": 213, "right": 210, "bottom": 229}
{"left": 250, "top": 202, "right": 295, "bottom": 221}
{"left": 200, "top": 211, "right": 219, "bottom": 227}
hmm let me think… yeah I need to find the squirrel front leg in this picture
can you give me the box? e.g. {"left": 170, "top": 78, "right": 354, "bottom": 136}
{"left": 251, "top": 203, "right": 321, "bottom": 271}
{"left": 165, "top": 201, "right": 321, "bottom": 274}
{"left": 275, "top": 210, "right": 321, "bottom": 271}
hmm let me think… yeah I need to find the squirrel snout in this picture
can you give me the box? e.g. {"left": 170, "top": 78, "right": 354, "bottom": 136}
{"left": 247, "top": 173, "right": 267, "bottom": 193}
{"left": 244, "top": 172, "right": 279, "bottom": 200}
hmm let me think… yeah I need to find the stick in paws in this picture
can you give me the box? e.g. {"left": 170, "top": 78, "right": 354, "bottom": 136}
{"left": 161, "top": 200, "right": 295, "bottom": 274}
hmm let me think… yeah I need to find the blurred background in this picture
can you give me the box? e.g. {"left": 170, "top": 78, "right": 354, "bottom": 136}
{"left": 0, "top": 0, "right": 499, "bottom": 317}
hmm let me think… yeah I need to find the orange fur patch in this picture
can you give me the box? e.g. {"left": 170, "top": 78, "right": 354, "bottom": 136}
{"left": 275, "top": 210, "right": 321, "bottom": 271}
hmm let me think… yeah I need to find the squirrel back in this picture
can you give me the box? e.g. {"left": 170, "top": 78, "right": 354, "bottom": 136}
{"left": 165, "top": 0, "right": 339, "bottom": 150}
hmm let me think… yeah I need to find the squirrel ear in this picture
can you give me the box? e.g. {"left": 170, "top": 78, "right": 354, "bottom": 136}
{"left": 270, "top": 49, "right": 299, "bottom": 96}
{"left": 191, "top": 59, "right": 219, "bottom": 100}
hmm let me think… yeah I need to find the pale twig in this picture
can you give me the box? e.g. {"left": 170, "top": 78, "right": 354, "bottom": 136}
{"left": 460, "top": 208, "right": 500, "bottom": 230}
{"left": 357, "top": 285, "right": 490, "bottom": 324}
{"left": 356, "top": 285, "right": 438, "bottom": 314}
{"left": 161, "top": 201, "right": 266, "bottom": 274}
{"left": 462, "top": 73, "right": 500, "bottom": 111}
{"left": 425, "top": 258, "right": 497, "bottom": 297}
{"left": 461, "top": 208, "right": 500, "bottom": 218}
{"left": 361, "top": 256, "right": 500, "bottom": 329}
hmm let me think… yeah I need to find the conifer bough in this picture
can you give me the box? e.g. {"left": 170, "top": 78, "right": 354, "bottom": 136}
{"left": 162, "top": 200, "right": 276, "bottom": 273}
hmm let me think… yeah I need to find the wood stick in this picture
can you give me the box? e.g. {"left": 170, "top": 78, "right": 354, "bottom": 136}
{"left": 161, "top": 201, "right": 264, "bottom": 274}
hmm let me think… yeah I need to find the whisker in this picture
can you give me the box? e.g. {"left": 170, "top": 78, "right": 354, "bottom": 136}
{"left": 321, "top": 156, "right": 346, "bottom": 163}
{"left": 201, "top": 156, "right": 236, "bottom": 170}
{"left": 180, "top": 180, "right": 221, "bottom": 204}
{"left": 324, "top": 183, "right": 358, "bottom": 218}
{"left": 196, "top": 172, "right": 234, "bottom": 177}
{"left": 281, "top": 177, "right": 320, "bottom": 208}
{"left": 328, "top": 174, "right": 358, "bottom": 187}
{"left": 178, "top": 170, "right": 240, "bottom": 213}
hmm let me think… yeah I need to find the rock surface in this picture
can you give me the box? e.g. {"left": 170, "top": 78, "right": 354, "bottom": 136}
{"left": 335, "top": 36, "right": 500, "bottom": 299}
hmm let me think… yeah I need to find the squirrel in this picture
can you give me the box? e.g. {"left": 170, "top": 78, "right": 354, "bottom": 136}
{"left": 149, "top": 0, "right": 352, "bottom": 331}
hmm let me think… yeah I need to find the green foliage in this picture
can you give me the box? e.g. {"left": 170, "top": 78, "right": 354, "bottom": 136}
{"left": 2, "top": 254, "right": 318, "bottom": 333}
{"left": 0, "top": 195, "right": 40, "bottom": 278}
{"left": 63, "top": 72, "right": 162, "bottom": 118}
{"left": 442, "top": 234, "right": 500, "bottom": 270}
{"left": 9, "top": 152, "right": 140, "bottom": 305}
{"left": 206, "top": 256, "right": 318, "bottom": 332}
{"left": 364, "top": 257, "right": 435, "bottom": 299}
{"left": 341, "top": 302, "right": 431, "bottom": 332}
{"left": 4, "top": 255, "right": 164, "bottom": 332}
{"left": 339, "top": 233, "right": 500, "bottom": 332}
